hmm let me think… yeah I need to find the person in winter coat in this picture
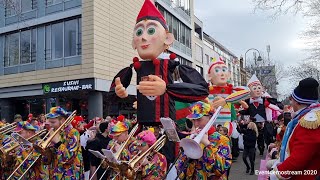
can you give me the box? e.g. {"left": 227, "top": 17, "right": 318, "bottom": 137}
{"left": 240, "top": 122, "right": 258, "bottom": 175}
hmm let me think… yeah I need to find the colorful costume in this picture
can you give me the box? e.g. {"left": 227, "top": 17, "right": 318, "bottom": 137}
{"left": 176, "top": 101, "right": 232, "bottom": 180}
{"left": 110, "top": 0, "right": 208, "bottom": 126}
{"left": 46, "top": 107, "right": 84, "bottom": 180}
{"left": 271, "top": 78, "right": 320, "bottom": 180}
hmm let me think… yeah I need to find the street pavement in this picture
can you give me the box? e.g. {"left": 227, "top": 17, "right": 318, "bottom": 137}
{"left": 229, "top": 149, "right": 265, "bottom": 180}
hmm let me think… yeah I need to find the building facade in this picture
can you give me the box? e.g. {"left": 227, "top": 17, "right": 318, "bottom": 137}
{"left": 0, "top": 0, "right": 194, "bottom": 121}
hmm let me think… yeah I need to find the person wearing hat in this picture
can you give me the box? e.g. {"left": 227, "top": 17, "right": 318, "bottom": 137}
{"left": 45, "top": 106, "right": 84, "bottom": 180}
{"left": 270, "top": 77, "right": 320, "bottom": 180}
{"left": 14, "top": 114, "right": 22, "bottom": 123}
{"left": 110, "top": 0, "right": 208, "bottom": 127}
{"left": 8, "top": 121, "right": 49, "bottom": 180}
{"left": 175, "top": 100, "right": 232, "bottom": 180}
{"left": 106, "top": 119, "right": 137, "bottom": 179}
{"left": 130, "top": 130, "right": 167, "bottom": 179}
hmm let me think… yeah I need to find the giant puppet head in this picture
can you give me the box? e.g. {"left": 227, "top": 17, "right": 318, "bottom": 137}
{"left": 208, "top": 57, "right": 231, "bottom": 86}
{"left": 132, "top": 0, "right": 175, "bottom": 60}
{"left": 247, "top": 74, "right": 264, "bottom": 98}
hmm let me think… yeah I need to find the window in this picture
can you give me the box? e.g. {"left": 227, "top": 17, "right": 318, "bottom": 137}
{"left": 172, "top": 17, "right": 178, "bottom": 40}
{"left": 205, "top": 54, "right": 209, "bottom": 65}
{"left": 3, "top": 29, "right": 37, "bottom": 67}
{"left": 157, "top": 5, "right": 165, "bottom": 17}
{"left": 181, "top": 24, "right": 185, "bottom": 45}
{"left": 185, "top": 28, "right": 191, "bottom": 48}
{"left": 64, "top": 19, "right": 77, "bottom": 57}
{"left": 176, "top": 54, "right": 192, "bottom": 66}
{"left": 166, "top": 12, "right": 173, "bottom": 33}
{"left": 195, "top": 44, "right": 203, "bottom": 63}
{"left": 5, "top": 0, "right": 36, "bottom": 17}
{"left": 46, "top": 0, "right": 63, "bottom": 6}
{"left": 45, "top": 18, "right": 82, "bottom": 60}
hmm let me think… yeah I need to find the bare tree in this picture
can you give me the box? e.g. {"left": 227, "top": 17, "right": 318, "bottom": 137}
{"left": 252, "top": 0, "right": 304, "bottom": 17}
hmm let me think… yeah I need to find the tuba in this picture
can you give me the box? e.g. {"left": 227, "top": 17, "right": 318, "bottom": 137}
{"left": 119, "top": 134, "right": 167, "bottom": 180}
{"left": 179, "top": 106, "right": 222, "bottom": 159}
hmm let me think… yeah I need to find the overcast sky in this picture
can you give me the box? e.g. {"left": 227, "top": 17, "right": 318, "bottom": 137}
{"left": 194, "top": 0, "right": 310, "bottom": 98}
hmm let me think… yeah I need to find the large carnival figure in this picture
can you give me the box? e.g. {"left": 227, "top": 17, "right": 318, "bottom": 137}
{"left": 110, "top": 0, "right": 209, "bottom": 126}
{"left": 207, "top": 57, "right": 248, "bottom": 135}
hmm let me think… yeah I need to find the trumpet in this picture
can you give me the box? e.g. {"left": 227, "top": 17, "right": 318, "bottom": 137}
{"left": 0, "top": 129, "right": 47, "bottom": 168}
{"left": 0, "top": 122, "right": 17, "bottom": 134}
{"left": 179, "top": 106, "right": 222, "bottom": 159}
{"left": 119, "top": 134, "right": 167, "bottom": 180}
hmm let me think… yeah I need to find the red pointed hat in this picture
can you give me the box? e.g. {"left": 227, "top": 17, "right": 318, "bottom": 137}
{"left": 136, "top": 0, "right": 168, "bottom": 30}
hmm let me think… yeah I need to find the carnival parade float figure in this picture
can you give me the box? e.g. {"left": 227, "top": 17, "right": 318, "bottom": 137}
{"left": 239, "top": 74, "right": 279, "bottom": 122}
{"left": 207, "top": 57, "right": 248, "bottom": 135}
{"left": 109, "top": 0, "right": 209, "bottom": 126}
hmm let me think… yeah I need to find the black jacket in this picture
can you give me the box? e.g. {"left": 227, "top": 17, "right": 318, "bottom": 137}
{"left": 86, "top": 133, "right": 111, "bottom": 167}
{"left": 242, "top": 129, "right": 257, "bottom": 149}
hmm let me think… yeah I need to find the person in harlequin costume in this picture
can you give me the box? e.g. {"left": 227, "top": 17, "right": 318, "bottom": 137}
{"left": 269, "top": 78, "right": 320, "bottom": 180}
{"left": 129, "top": 130, "right": 167, "bottom": 179}
{"left": 175, "top": 100, "right": 232, "bottom": 180}
{"left": 8, "top": 121, "right": 49, "bottom": 180}
{"left": 110, "top": 0, "right": 209, "bottom": 126}
{"left": 45, "top": 107, "right": 84, "bottom": 180}
{"left": 106, "top": 118, "right": 137, "bottom": 179}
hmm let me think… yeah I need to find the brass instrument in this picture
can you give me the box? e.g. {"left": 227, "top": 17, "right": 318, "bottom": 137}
{"left": 119, "top": 134, "right": 167, "bottom": 180}
{"left": 98, "top": 123, "right": 139, "bottom": 178}
{"left": 0, "top": 122, "right": 17, "bottom": 135}
{"left": 0, "top": 129, "right": 47, "bottom": 168}
{"left": 7, "top": 111, "right": 76, "bottom": 180}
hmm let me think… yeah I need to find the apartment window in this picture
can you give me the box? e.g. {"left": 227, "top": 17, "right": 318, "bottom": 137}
{"left": 166, "top": 12, "right": 173, "bottom": 33}
{"left": 46, "top": 0, "right": 63, "bottom": 6}
{"left": 172, "top": 17, "right": 178, "bottom": 40}
{"left": 3, "top": 29, "right": 37, "bottom": 67}
{"left": 181, "top": 24, "right": 185, "bottom": 45}
{"left": 5, "top": 0, "right": 37, "bottom": 17}
{"left": 157, "top": 5, "right": 165, "bottom": 17}
{"left": 205, "top": 54, "right": 209, "bottom": 65}
{"left": 45, "top": 18, "right": 82, "bottom": 60}
{"left": 185, "top": 28, "right": 191, "bottom": 48}
{"left": 196, "top": 65, "right": 203, "bottom": 76}
{"left": 195, "top": 44, "right": 203, "bottom": 63}
{"left": 176, "top": 55, "right": 192, "bottom": 66}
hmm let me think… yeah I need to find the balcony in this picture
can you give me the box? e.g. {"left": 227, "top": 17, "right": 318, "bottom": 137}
{"left": 157, "top": 0, "right": 191, "bottom": 24}
{"left": 173, "top": 40, "right": 192, "bottom": 57}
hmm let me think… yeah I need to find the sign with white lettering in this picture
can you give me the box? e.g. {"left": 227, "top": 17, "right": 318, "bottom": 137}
{"left": 43, "top": 79, "right": 95, "bottom": 93}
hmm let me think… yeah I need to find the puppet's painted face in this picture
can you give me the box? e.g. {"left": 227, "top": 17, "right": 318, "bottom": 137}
{"left": 249, "top": 84, "right": 263, "bottom": 98}
{"left": 209, "top": 64, "right": 230, "bottom": 86}
{"left": 132, "top": 20, "right": 174, "bottom": 60}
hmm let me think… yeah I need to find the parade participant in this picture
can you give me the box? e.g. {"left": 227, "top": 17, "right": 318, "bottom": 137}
{"left": 110, "top": 0, "right": 209, "bottom": 126}
{"left": 207, "top": 57, "right": 248, "bottom": 126}
{"left": 9, "top": 121, "right": 49, "bottom": 180}
{"left": 270, "top": 77, "right": 320, "bottom": 180}
{"left": 132, "top": 130, "right": 167, "bottom": 179}
{"left": 86, "top": 122, "right": 111, "bottom": 180}
{"left": 46, "top": 106, "right": 84, "bottom": 180}
{"left": 14, "top": 114, "right": 23, "bottom": 123}
{"left": 176, "top": 100, "right": 232, "bottom": 180}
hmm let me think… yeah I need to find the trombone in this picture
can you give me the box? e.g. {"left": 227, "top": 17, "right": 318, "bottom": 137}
{"left": 7, "top": 111, "right": 76, "bottom": 180}
{"left": 0, "top": 129, "right": 47, "bottom": 168}
{"left": 95, "top": 123, "right": 139, "bottom": 179}
{"left": 119, "top": 134, "right": 167, "bottom": 180}
{"left": 0, "top": 122, "right": 17, "bottom": 135}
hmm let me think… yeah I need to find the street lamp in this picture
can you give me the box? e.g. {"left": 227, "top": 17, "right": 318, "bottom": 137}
{"left": 244, "top": 48, "right": 262, "bottom": 66}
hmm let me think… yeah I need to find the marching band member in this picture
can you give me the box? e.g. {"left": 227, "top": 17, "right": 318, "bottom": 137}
{"left": 8, "top": 121, "right": 48, "bottom": 180}
{"left": 46, "top": 107, "right": 84, "bottom": 180}
{"left": 176, "top": 100, "right": 232, "bottom": 180}
{"left": 132, "top": 130, "right": 167, "bottom": 179}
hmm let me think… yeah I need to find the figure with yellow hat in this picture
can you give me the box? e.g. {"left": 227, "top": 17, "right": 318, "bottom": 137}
{"left": 45, "top": 106, "right": 84, "bottom": 180}
{"left": 175, "top": 100, "right": 232, "bottom": 180}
